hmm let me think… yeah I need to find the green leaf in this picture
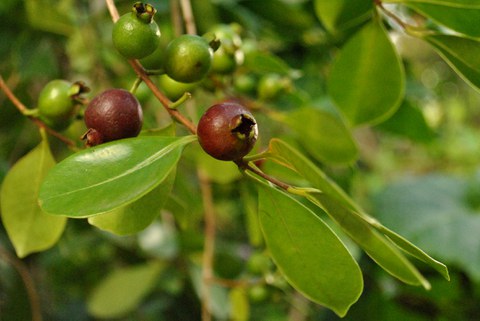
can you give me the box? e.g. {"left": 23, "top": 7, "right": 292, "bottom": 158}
{"left": 87, "top": 261, "right": 164, "bottom": 319}
{"left": 328, "top": 20, "right": 405, "bottom": 125}
{"left": 88, "top": 169, "right": 176, "bottom": 235}
{"left": 386, "top": 0, "right": 480, "bottom": 37}
{"left": 376, "top": 100, "right": 436, "bottom": 143}
{"left": 373, "top": 174, "right": 480, "bottom": 281}
{"left": 268, "top": 139, "right": 449, "bottom": 281}
{"left": 314, "top": 0, "right": 373, "bottom": 33}
{"left": 258, "top": 183, "right": 363, "bottom": 317}
{"left": 0, "top": 140, "right": 66, "bottom": 258}
{"left": 308, "top": 192, "right": 430, "bottom": 289}
{"left": 423, "top": 34, "right": 480, "bottom": 92}
{"left": 243, "top": 51, "right": 293, "bottom": 76}
{"left": 39, "top": 135, "right": 196, "bottom": 218}
{"left": 284, "top": 106, "right": 358, "bottom": 164}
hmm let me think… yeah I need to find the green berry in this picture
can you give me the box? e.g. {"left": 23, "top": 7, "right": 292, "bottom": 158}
{"left": 37, "top": 80, "right": 86, "bottom": 131}
{"left": 112, "top": 2, "right": 161, "bottom": 59}
{"left": 164, "top": 34, "right": 213, "bottom": 83}
{"left": 158, "top": 74, "right": 198, "bottom": 101}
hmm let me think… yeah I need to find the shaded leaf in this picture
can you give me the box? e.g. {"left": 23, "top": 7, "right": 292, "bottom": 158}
{"left": 258, "top": 183, "right": 363, "bottom": 317}
{"left": 328, "top": 20, "right": 405, "bottom": 125}
{"left": 314, "top": 0, "right": 373, "bottom": 33}
{"left": 87, "top": 262, "right": 164, "bottom": 318}
{"left": 1, "top": 140, "right": 66, "bottom": 258}
{"left": 423, "top": 34, "right": 480, "bottom": 92}
{"left": 376, "top": 100, "right": 436, "bottom": 143}
{"left": 244, "top": 51, "right": 292, "bottom": 76}
{"left": 39, "top": 135, "right": 196, "bottom": 218}
{"left": 284, "top": 106, "right": 358, "bottom": 164}
{"left": 88, "top": 169, "right": 176, "bottom": 235}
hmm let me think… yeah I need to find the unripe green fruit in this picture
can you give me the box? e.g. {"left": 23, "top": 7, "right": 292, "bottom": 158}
{"left": 112, "top": 2, "right": 161, "bottom": 59}
{"left": 257, "top": 73, "right": 292, "bottom": 101}
{"left": 197, "top": 101, "right": 258, "bottom": 161}
{"left": 83, "top": 89, "right": 143, "bottom": 146}
{"left": 164, "top": 34, "right": 213, "bottom": 83}
{"left": 37, "top": 80, "right": 85, "bottom": 131}
{"left": 158, "top": 74, "right": 198, "bottom": 101}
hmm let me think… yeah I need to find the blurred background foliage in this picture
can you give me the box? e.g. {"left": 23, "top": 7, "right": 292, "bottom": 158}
{"left": 1, "top": 0, "right": 480, "bottom": 320}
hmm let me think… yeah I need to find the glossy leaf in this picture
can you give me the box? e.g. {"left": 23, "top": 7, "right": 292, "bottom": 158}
{"left": 88, "top": 169, "right": 176, "bottom": 235}
{"left": 423, "top": 34, "right": 480, "bottom": 91}
{"left": 258, "top": 183, "right": 363, "bottom": 317}
{"left": 0, "top": 140, "right": 66, "bottom": 258}
{"left": 314, "top": 0, "right": 373, "bottom": 33}
{"left": 87, "top": 262, "right": 164, "bottom": 318}
{"left": 386, "top": 0, "right": 480, "bottom": 37}
{"left": 284, "top": 107, "right": 358, "bottom": 164}
{"left": 373, "top": 175, "right": 480, "bottom": 280}
{"left": 268, "top": 139, "right": 449, "bottom": 281}
{"left": 328, "top": 20, "right": 405, "bottom": 125}
{"left": 39, "top": 135, "right": 196, "bottom": 217}
{"left": 308, "top": 192, "right": 430, "bottom": 289}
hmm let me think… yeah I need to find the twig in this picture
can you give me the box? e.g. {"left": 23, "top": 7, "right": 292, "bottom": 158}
{"left": 198, "top": 169, "right": 216, "bottom": 321}
{"left": 236, "top": 159, "right": 291, "bottom": 191}
{"left": 179, "top": 0, "right": 197, "bottom": 35}
{"left": 0, "top": 75, "right": 79, "bottom": 149}
{"left": 105, "top": 0, "right": 197, "bottom": 134}
{"left": 374, "top": 0, "right": 408, "bottom": 30}
{"left": 0, "top": 246, "right": 43, "bottom": 321}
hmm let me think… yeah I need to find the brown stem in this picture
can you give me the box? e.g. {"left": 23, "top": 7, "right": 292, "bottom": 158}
{"left": 0, "top": 75, "right": 78, "bottom": 149}
{"left": 105, "top": 0, "right": 197, "bottom": 135}
{"left": 0, "top": 246, "right": 43, "bottom": 321}
{"left": 198, "top": 169, "right": 215, "bottom": 321}
{"left": 374, "top": 0, "right": 408, "bottom": 30}
{"left": 170, "top": 0, "right": 184, "bottom": 36}
{"left": 236, "top": 159, "right": 291, "bottom": 191}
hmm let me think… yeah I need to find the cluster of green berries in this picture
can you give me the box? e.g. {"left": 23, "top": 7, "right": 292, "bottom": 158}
{"left": 36, "top": 2, "right": 259, "bottom": 161}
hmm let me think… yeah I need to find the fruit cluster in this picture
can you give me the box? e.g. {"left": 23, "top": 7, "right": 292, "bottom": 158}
{"left": 33, "top": 2, "right": 259, "bottom": 159}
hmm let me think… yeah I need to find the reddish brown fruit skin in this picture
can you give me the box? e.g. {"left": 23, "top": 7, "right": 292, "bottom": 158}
{"left": 197, "top": 102, "right": 258, "bottom": 161}
{"left": 84, "top": 89, "right": 143, "bottom": 146}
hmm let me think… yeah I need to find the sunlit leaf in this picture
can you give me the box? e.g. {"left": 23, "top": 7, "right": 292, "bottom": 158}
{"left": 307, "top": 192, "right": 430, "bottom": 289}
{"left": 328, "top": 20, "right": 405, "bottom": 125}
{"left": 1, "top": 139, "right": 66, "bottom": 258}
{"left": 258, "top": 183, "right": 363, "bottom": 317}
{"left": 39, "top": 135, "right": 196, "bottom": 218}
{"left": 268, "top": 139, "right": 449, "bottom": 281}
{"left": 284, "top": 106, "right": 358, "bottom": 164}
{"left": 314, "top": 0, "right": 373, "bottom": 33}
{"left": 385, "top": 0, "right": 480, "bottom": 37}
{"left": 88, "top": 169, "right": 176, "bottom": 235}
{"left": 87, "top": 262, "right": 164, "bottom": 318}
{"left": 423, "top": 34, "right": 480, "bottom": 92}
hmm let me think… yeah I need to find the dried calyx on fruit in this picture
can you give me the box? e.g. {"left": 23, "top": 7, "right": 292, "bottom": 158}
{"left": 82, "top": 89, "right": 143, "bottom": 146}
{"left": 197, "top": 101, "right": 258, "bottom": 161}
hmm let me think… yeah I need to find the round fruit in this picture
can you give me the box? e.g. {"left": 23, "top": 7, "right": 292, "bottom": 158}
{"left": 257, "top": 73, "right": 291, "bottom": 101}
{"left": 38, "top": 80, "right": 86, "bottom": 130}
{"left": 112, "top": 2, "right": 161, "bottom": 59}
{"left": 83, "top": 89, "right": 143, "bottom": 146}
{"left": 158, "top": 74, "right": 198, "bottom": 101}
{"left": 197, "top": 101, "right": 258, "bottom": 161}
{"left": 206, "top": 24, "right": 243, "bottom": 74}
{"left": 164, "top": 34, "right": 213, "bottom": 83}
